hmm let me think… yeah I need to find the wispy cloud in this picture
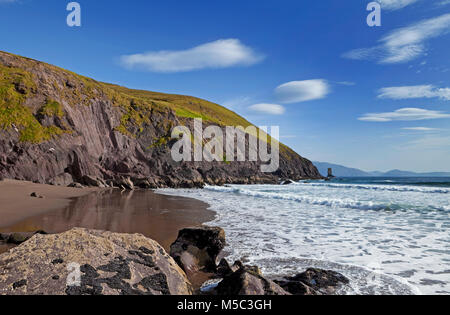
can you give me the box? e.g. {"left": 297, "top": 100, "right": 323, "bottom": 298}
{"left": 343, "top": 13, "right": 450, "bottom": 64}
{"left": 336, "top": 81, "right": 356, "bottom": 86}
{"left": 359, "top": 108, "right": 450, "bottom": 122}
{"left": 248, "top": 103, "right": 285, "bottom": 115}
{"left": 378, "top": 85, "right": 450, "bottom": 100}
{"left": 402, "top": 127, "right": 441, "bottom": 131}
{"left": 275, "top": 80, "right": 330, "bottom": 104}
{"left": 376, "top": 0, "right": 420, "bottom": 10}
{"left": 120, "top": 39, "right": 264, "bottom": 73}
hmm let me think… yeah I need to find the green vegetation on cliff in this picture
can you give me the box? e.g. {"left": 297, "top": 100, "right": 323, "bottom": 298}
{"left": 0, "top": 63, "right": 64, "bottom": 143}
{"left": 38, "top": 99, "right": 64, "bottom": 118}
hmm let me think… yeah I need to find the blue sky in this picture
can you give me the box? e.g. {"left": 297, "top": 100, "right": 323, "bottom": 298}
{"left": 1, "top": 0, "right": 449, "bottom": 172}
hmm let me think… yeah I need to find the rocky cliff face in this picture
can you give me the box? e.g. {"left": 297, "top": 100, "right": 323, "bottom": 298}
{"left": 0, "top": 51, "right": 321, "bottom": 188}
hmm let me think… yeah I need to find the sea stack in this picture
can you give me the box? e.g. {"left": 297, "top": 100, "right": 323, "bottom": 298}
{"left": 327, "top": 168, "right": 335, "bottom": 178}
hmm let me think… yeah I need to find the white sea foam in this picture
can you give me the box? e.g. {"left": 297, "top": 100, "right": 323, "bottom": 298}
{"left": 296, "top": 182, "right": 450, "bottom": 194}
{"left": 158, "top": 181, "right": 450, "bottom": 295}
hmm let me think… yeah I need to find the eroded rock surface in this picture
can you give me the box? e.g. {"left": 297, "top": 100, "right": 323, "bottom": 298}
{"left": 0, "top": 228, "right": 192, "bottom": 295}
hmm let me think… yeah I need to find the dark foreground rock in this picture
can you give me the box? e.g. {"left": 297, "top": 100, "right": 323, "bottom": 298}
{"left": 0, "top": 228, "right": 192, "bottom": 295}
{"left": 215, "top": 264, "right": 290, "bottom": 296}
{"left": 169, "top": 227, "right": 350, "bottom": 296}
{"left": 216, "top": 258, "right": 242, "bottom": 277}
{"left": 274, "top": 268, "right": 350, "bottom": 295}
{"left": 201, "top": 258, "right": 350, "bottom": 296}
{"left": 170, "top": 227, "right": 226, "bottom": 275}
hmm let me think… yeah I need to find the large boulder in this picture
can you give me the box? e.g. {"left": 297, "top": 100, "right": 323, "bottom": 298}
{"left": 275, "top": 268, "right": 349, "bottom": 295}
{"left": 0, "top": 228, "right": 193, "bottom": 295}
{"left": 215, "top": 265, "right": 290, "bottom": 296}
{"left": 170, "top": 227, "right": 226, "bottom": 275}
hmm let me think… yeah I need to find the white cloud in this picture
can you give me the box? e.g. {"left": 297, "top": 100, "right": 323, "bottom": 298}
{"left": 376, "top": 0, "right": 420, "bottom": 10}
{"left": 337, "top": 81, "right": 356, "bottom": 86}
{"left": 378, "top": 85, "right": 450, "bottom": 100}
{"left": 120, "top": 39, "right": 264, "bottom": 73}
{"left": 343, "top": 13, "right": 450, "bottom": 64}
{"left": 402, "top": 127, "right": 440, "bottom": 131}
{"left": 248, "top": 103, "right": 285, "bottom": 115}
{"left": 359, "top": 108, "right": 450, "bottom": 122}
{"left": 275, "top": 80, "right": 330, "bottom": 104}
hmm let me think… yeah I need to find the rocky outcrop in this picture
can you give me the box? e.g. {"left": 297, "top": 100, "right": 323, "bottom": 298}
{"left": 0, "top": 227, "right": 351, "bottom": 296}
{"left": 169, "top": 228, "right": 289, "bottom": 296}
{"left": 215, "top": 264, "right": 290, "bottom": 296}
{"left": 274, "top": 268, "right": 350, "bottom": 295}
{"left": 170, "top": 227, "right": 226, "bottom": 275}
{"left": 169, "top": 227, "right": 350, "bottom": 296}
{"left": 0, "top": 228, "right": 192, "bottom": 295}
{"left": 0, "top": 51, "right": 321, "bottom": 188}
{"left": 203, "top": 259, "right": 350, "bottom": 296}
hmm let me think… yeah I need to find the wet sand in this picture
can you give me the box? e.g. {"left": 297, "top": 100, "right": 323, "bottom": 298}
{"left": 0, "top": 180, "right": 215, "bottom": 253}
{"left": 0, "top": 179, "right": 99, "bottom": 227}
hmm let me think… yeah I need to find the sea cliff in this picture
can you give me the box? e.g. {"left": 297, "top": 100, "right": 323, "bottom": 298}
{"left": 0, "top": 51, "right": 320, "bottom": 188}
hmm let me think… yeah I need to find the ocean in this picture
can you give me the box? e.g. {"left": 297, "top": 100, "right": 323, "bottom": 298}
{"left": 158, "top": 177, "right": 450, "bottom": 295}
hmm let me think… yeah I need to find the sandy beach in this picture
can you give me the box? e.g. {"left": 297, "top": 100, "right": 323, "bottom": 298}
{"left": 0, "top": 180, "right": 215, "bottom": 253}
{"left": 0, "top": 180, "right": 100, "bottom": 227}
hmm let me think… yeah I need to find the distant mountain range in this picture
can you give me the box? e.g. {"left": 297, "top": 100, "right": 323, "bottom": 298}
{"left": 313, "top": 162, "right": 450, "bottom": 178}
